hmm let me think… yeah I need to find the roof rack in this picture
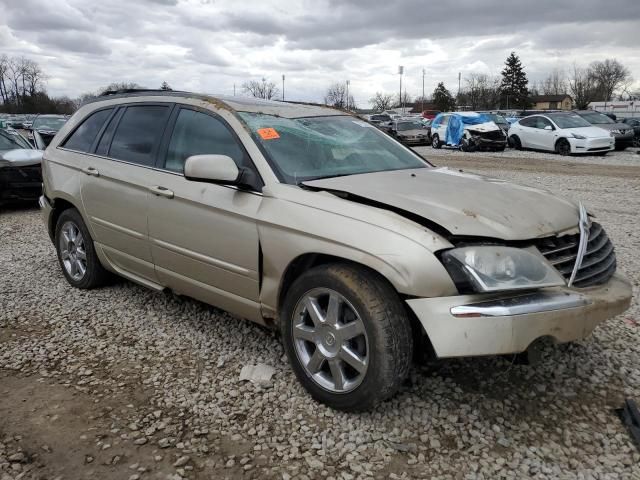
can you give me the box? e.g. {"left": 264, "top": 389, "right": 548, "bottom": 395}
{"left": 99, "top": 88, "right": 171, "bottom": 97}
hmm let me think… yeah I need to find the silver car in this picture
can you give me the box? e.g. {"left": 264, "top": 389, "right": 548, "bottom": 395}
{"left": 39, "top": 91, "right": 632, "bottom": 411}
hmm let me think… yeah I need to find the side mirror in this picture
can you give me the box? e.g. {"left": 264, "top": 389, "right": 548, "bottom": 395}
{"left": 544, "top": 125, "right": 553, "bottom": 131}
{"left": 184, "top": 154, "right": 239, "bottom": 183}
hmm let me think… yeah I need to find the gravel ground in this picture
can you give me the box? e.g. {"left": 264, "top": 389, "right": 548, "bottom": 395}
{"left": 1, "top": 148, "right": 639, "bottom": 480}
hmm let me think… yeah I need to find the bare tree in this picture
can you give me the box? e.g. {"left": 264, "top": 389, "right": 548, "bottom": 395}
{"left": 97, "top": 82, "right": 144, "bottom": 95}
{"left": 589, "top": 59, "right": 631, "bottom": 101}
{"left": 393, "top": 91, "right": 412, "bottom": 110}
{"left": 568, "top": 64, "right": 596, "bottom": 109}
{"left": 540, "top": 69, "right": 567, "bottom": 95}
{"left": 461, "top": 74, "right": 501, "bottom": 110}
{"left": 242, "top": 79, "right": 280, "bottom": 100}
{"left": 324, "top": 83, "right": 355, "bottom": 109}
{"left": 369, "top": 92, "right": 394, "bottom": 112}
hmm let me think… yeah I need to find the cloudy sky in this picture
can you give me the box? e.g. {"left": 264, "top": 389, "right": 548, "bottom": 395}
{"left": 1, "top": 0, "right": 639, "bottom": 106}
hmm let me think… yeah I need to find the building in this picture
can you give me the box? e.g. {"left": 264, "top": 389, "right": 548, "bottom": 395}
{"left": 589, "top": 100, "right": 640, "bottom": 119}
{"left": 530, "top": 94, "right": 572, "bottom": 110}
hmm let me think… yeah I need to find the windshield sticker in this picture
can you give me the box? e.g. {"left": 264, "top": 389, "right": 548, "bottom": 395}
{"left": 257, "top": 127, "right": 280, "bottom": 140}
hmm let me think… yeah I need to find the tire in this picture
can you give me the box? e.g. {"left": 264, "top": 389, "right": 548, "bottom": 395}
{"left": 509, "top": 135, "right": 522, "bottom": 150}
{"left": 556, "top": 138, "right": 571, "bottom": 156}
{"left": 431, "top": 134, "right": 442, "bottom": 149}
{"left": 54, "top": 208, "right": 111, "bottom": 289}
{"left": 281, "top": 263, "right": 413, "bottom": 411}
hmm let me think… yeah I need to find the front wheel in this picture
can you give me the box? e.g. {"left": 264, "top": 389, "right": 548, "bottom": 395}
{"left": 281, "top": 264, "right": 413, "bottom": 411}
{"left": 556, "top": 138, "right": 571, "bottom": 156}
{"left": 509, "top": 135, "right": 522, "bottom": 150}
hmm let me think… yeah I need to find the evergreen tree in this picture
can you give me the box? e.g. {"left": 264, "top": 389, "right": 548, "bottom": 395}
{"left": 500, "top": 52, "right": 529, "bottom": 109}
{"left": 160, "top": 81, "right": 172, "bottom": 91}
{"left": 432, "top": 82, "right": 456, "bottom": 111}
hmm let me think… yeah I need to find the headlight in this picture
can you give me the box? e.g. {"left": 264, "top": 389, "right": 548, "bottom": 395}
{"left": 610, "top": 129, "right": 621, "bottom": 135}
{"left": 571, "top": 133, "right": 586, "bottom": 140}
{"left": 441, "top": 246, "right": 566, "bottom": 293}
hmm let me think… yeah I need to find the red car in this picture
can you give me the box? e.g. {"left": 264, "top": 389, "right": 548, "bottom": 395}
{"left": 421, "top": 110, "right": 441, "bottom": 120}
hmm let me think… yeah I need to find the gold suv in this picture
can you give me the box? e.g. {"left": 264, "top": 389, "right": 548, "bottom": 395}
{"left": 40, "top": 90, "right": 632, "bottom": 411}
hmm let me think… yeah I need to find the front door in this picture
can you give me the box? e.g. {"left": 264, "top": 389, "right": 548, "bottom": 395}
{"left": 146, "top": 106, "right": 263, "bottom": 321}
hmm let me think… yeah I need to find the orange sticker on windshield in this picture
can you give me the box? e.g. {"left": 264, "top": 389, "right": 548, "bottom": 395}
{"left": 257, "top": 127, "right": 280, "bottom": 140}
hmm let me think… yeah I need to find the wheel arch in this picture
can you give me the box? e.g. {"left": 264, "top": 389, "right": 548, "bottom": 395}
{"left": 277, "top": 253, "right": 399, "bottom": 315}
{"left": 47, "top": 196, "right": 83, "bottom": 242}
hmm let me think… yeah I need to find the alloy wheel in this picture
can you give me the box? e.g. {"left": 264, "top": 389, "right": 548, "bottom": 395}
{"left": 292, "top": 288, "right": 369, "bottom": 393}
{"left": 59, "top": 221, "right": 87, "bottom": 281}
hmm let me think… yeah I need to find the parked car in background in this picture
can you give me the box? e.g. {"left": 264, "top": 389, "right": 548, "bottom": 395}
{"left": 620, "top": 118, "right": 640, "bottom": 147}
{"left": 421, "top": 110, "right": 440, "bottom": 120}
{"left": 0, "top": 126, "right": 43, "bottom": 204}
{"left": 572, "top": 110, "right": 633, "bottom": 150}
{"left": 431, "top": 112, "right": 506, "bottom": 151}
{"left": 391, "top": 119, "right": 429, "bottom": 145}
{"left": 367, "top": 113, "right": 391, "bottom": 126}
{"left": 508, "top": 113, "right": 614, "bottom": 155}
{"left": 485, "top": 113, "right": 510, "bottom": 135}
{"left": 27, "top": 114, "right": 68, "bottom": 148}
{"left": 6, "top": 115, "right": 27, "bottom": 129}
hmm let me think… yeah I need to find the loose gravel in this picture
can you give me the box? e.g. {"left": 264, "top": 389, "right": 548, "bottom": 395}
{"left": 1, "top": 148, "right": 639, "bottom": 479}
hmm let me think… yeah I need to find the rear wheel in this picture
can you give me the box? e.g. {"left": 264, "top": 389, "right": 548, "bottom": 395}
{"left": 55, "top": 208, "right": 111, "bottom": 289}
{"left": 556, "top": 138, "right": 571, "bottom": 156}
{"left": 431, "top": 134, "right": 442, "bottom": 149}
{"left": 281, "top": 264, "right": 413, "bottom": 411}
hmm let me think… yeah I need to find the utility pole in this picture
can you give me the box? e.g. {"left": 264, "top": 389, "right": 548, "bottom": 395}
{"left": 233, "top": 83, "right": 236, "bottom": 96}
{"left": 262, "top": 77, "right": 266, "bottom": 99}
{"left": 458, "top": 72, "right": 461, "bottom": 98}
{"left": 422, "top": 68, "right": 425, "bottom": 113}
{"left": 345, "top": 80, "right": 350, "bottom": 110}
{"left": 398, "top": 66, "right": 404, "bottom": 114}
{"left": 282, "top": 74, "right": 285, "bottom": 101}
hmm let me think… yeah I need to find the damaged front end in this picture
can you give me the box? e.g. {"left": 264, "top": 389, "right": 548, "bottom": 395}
{"left": 461, "top": 127, "right": 507, "bottom": 152}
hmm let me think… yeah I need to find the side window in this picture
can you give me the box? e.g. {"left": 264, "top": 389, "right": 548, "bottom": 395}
{"left": 519, "top": 117, "right": 536, "bottom": 127}
{"left": 535, "top": 117, "right": 552, "bottom": 129}
{"left": 95, "top": 109, "right": 121, "bottom": 156}
{"left": 164, "top": 109, "right": 246, "bottom": 173}
{"left": 62, "top": 109, "right": 112, "bottom": 152}
{"left": 109, "top": 105, "right": 170, "bottom": 166}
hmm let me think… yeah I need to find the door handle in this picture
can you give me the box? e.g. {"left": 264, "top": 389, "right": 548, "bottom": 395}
{"left": 149, "top": 185, "right": 174, "bottom": 199}
{"left": 82, "top": 167, "right": 100, "bottom": 177}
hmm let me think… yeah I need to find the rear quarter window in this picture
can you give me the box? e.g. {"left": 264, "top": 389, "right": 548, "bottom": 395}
{"left": 61, "top": 109, "right": 113, "bottom": 152}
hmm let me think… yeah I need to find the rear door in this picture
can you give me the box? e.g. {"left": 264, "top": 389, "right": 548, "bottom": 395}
{"left": 435, "top": 114, "right": 449, "bottom": 142}
{"left": 145, "top": 105, "right": 264, "bottom": 321}
{"left": 79, "top": 103, "right": 173, "bottom": 285}
{"left": 516, "top": 117, "right": 537, "bottom": 148}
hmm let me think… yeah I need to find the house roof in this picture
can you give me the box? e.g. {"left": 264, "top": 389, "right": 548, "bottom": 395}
{"left": 531, "top": 94, "right": 572, "bottom": 103}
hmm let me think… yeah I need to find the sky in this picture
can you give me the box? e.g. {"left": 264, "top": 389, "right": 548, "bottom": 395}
{"left": 1, "top": 0, "right": 639, "bottom": 107}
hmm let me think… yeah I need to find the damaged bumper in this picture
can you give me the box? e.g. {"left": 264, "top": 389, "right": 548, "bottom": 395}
{"left": 406, "top": 272, "right": 632, "bottom": 358}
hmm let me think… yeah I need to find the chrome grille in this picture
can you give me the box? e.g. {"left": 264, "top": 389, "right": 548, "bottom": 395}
{"left": 536, "top": 222, "right": 616, "bottom": 288}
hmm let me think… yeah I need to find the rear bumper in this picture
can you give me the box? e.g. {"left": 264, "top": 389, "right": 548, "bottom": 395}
{"left": 406, "top": 273, "right": 632, "bottom": 358}
{"left": 39, "top": 195, "right": 55, "bottom": 242}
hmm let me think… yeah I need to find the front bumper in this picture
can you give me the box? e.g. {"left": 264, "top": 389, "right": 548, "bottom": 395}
{"left": 0, "top": 165, "right": 42, "bottom": 202}
{"left": 406, "top": 273, "right": 632, "bottom": 358}
{"left": 569, "top": 136, "right": 614, "bottom": 153}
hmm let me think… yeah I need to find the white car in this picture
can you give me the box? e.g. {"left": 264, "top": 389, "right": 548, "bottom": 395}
{"left": 507, "top": 113, "right": 614, "bottom": 155}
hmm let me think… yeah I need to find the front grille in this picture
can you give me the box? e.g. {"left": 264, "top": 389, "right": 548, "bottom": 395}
{"left": 482, "top": 130, "right": 506, "bottom": 141}
{"left": 535, "top": 222, "right": 616, "bottom": 288}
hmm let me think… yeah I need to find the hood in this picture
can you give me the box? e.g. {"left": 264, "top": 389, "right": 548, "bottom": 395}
{"left": 567, "top": 126, "right": 613, "bottom": 138}
{"left": 303, "top": 167, "right": 579, "bottom": 241}
{"left": 588, "top": 122, "right": 633, "bottom": 133}
{"left": 398, "top": 129, "right": 427, "bottom": 136}
{"left": 464, "top": 121, "right": 501, "bottom": 133}
{"left": 0, "top": 149, "right": 43, "bottom": 168}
